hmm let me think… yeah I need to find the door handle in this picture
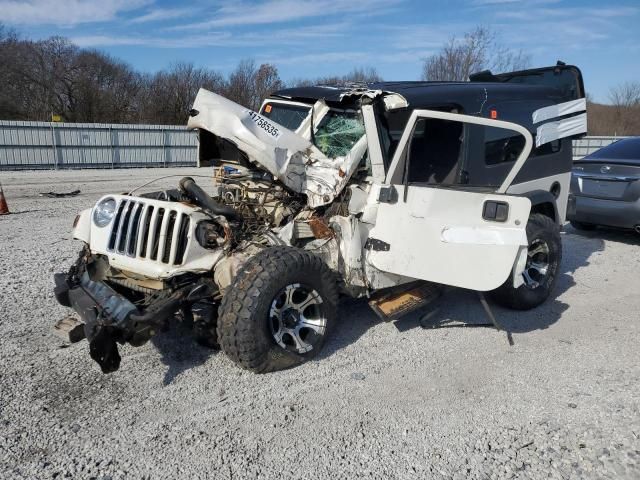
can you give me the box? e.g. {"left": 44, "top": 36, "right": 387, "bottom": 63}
{"left": 483, "top": 200, "right": 509, "bottom": 222}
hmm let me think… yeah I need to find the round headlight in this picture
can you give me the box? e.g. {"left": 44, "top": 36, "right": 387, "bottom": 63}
{"left": 93, "top": 197, "right": 117, "bottom": 227}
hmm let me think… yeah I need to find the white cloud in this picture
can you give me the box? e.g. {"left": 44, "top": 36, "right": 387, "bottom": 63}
{"left": 0, "top": 0, "right": 151, "bottom": 26}
{"left": 71, "top": 32, "right": 232, "bottom": 48}
{"left": 129, "top": 7, "right": 194, "bottom": 24}
{"left": 71, "top": 23, "right": 348, "bottom": 48}
{"left": 172, "top": 0, "right": 403, "bottom": 30}
{"left": 472, "top": 0, "right": 560, "bottom": 5}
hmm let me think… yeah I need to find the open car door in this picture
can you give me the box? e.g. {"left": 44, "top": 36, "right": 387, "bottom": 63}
{"left": 366, "top": 110, "right": 534, "bottom": 292}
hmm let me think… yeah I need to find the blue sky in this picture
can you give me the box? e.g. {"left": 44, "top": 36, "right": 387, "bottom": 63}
{"left": 2, "top": 0, "right": 639, "bottom": 103}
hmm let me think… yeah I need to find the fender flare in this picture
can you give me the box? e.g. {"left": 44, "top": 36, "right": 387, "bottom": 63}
{"left": 520, "top": 190, "right": 560, "bottom": 224}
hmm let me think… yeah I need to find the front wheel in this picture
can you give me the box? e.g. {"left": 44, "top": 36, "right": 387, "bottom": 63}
{"left": 491, "top": 213, "right": 562, "bottom": 310}
{"left": 217, "top": 246, "right": 338, "bottom": 373}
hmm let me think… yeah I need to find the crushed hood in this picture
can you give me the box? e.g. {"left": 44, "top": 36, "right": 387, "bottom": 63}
{"left": 187, "top": 88, "right": 369, "bottom": 208}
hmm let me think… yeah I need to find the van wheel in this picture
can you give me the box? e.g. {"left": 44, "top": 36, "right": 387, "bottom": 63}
{"left": 217, "top": 246, "right": 338, "bottom": 373}
{"left": 570, "top": 221, "right": 596, "bottom": 231}
{"left": 491, "top": 213, "right": 562, "bottom": 310}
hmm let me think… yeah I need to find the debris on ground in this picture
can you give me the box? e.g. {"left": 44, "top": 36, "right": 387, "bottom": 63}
{"left": 39, "top": 189, "right": 81, "bottom": 198}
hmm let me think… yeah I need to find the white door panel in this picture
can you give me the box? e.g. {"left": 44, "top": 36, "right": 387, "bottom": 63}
{"left": 368, "top": 187, "right": 531, "bottom": 291}
{"left": 368, "top": 108, "right": 534, "bottom": 292}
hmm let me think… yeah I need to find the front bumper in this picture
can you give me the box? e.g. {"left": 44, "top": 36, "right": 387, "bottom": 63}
{"left": 54, "top": 268, "right": 188, "bottom": 373}
{"left": 567, "top": 194, "right": 640, "bottom": 229}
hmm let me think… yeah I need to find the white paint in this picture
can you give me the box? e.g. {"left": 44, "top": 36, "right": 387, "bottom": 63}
{"left": 361, "top": 104, "right": 386, "bottom": 181}
{"left": 367, "top": 187, "right": 531, "bottom": 291}
{"left": 87, "top": 194, "right": 223, "bottom": 279}
{"left": 441, "top": 226, "right": 527, "bottom": 245}
{"left": 512, "top": 246, "right": 528, "bottom": 289}
{"left": 188, "top": 89, "right": 369, "bottom": 208}
{"left": 532, "top": 98, "right": 586, "bottom": 124}
{"left": 536, "top": 113, "right": 587, "bottom": 148}
{"left": 72, "top": 208, "right": 92, "bottom": 244}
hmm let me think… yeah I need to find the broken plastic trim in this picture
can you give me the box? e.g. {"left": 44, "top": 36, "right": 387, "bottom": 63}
{"left": 535, "top": 113, "right": 587, "bottom": 148}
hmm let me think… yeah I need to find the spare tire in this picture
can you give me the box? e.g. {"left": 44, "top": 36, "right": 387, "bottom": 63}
{"left": 217, "top": 246, "right": 338, "bottom": 373}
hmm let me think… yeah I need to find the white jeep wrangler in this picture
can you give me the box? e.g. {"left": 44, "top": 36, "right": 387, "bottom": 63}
{"left": 54, "top": 63, "right": 587, "bottom": 373}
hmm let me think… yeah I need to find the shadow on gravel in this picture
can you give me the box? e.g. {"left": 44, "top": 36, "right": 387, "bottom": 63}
{"left": 566, "top": 224, "right": 640, "bottom": 246}
{"left": 151, "top": 226, "right": 610, "bottom": 374}
{"left": 319, "top": 228, "right": 608, "bottom": 356}
{"left": 315, "top": 297, "right": 381, "bottom": 361}
{"left": 151, "top": 321, "right": 218, "bottom": 385}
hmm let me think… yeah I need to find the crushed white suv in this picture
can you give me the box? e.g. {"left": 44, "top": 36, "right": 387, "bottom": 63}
{"left": 54, "top": 63, "right": 587, "bottom": 373}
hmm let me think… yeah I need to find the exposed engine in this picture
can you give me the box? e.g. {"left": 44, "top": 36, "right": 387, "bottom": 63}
{"left": 210, "top": 166, "right": 305, "bottom": 240}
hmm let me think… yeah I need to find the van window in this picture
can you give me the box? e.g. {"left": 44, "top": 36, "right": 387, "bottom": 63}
{"left": 484, "top": 127, "right": 526, "bottom": 165}
{"left": 406, "top": 118, "right": 463, "bottom": 184}
{"left": 261, "top": 102, "right": 310, "bottom": 131}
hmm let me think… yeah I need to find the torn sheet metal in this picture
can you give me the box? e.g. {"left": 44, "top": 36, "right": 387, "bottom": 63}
{"left": 383, "top": 93, "right": 409, "bottom": 110}
{"left": 535, "top": 112, "right": 587, "bottom": 147}
{"left": 187, "top": 89, "right": 369, "bottom": 208}
{"left": 532, "top": 98, "right": 586, "bottom": 124}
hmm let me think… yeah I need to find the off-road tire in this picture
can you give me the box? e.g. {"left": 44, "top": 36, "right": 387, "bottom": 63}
{"left": 491, "top": 213, "right": 562, "bottom": 310}
{"left": 217, "top": 246, "right": 338, "bottom": 373}
{"left": 570, "top": 220, "right": 597, "bottom": 231}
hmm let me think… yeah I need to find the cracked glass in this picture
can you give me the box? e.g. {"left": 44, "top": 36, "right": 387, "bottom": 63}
{"left": 314, "top": 110, "right": 365, "bottom": 158}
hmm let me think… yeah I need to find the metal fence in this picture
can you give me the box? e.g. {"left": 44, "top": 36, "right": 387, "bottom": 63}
{"left": 0, "top": 120, "right": 198, "bottom": 170}
{"left": 0, "top": 119, "right": 629, "bottom": 171}
{"left": 572, "top": 136, "right": 628, "bottom": 161}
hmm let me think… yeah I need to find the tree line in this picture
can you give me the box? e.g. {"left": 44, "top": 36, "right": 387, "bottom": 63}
{"left": 0, "top": 24, "right": 386, "bottom": 125}
{"left": 1, "top": 23, "right": 638, "bottom": 134}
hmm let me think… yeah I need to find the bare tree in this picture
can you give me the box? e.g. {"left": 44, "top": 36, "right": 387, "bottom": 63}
{"left": 69, "top": 50, "right": 144, "bottom": 123}
{"left": 224, "top": 60, "right": 285, "bottom": 110}
{"left": 421, "top": 26, "right": 531, "bottom": 81}
{"left": 609, "top": 81, "right": 640, "bottom": 108}
{"left": 225, "top": 59, "right": 257, "bottom": 109}
{"left": 254, "top": 63, "right": 284, "bottom": 110}
{"left": 607, "top": 81, "right": 640, "bottom": 135}
{"left": 0, "top": 23, "right": 23, "bottom": 119}
{"left": 140, "top": 62, "right": 226, "bottom": 124}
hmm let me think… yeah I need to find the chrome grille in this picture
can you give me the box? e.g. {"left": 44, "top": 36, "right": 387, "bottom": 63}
{"left": 108, "top": 199, "right": 190, "bottom": 265}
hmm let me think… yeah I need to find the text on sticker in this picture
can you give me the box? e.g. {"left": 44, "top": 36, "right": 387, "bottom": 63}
{"left": 246, "top": 110, "right": 281, "bottom": 139}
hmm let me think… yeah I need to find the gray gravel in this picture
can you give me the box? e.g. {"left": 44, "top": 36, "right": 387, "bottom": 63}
{"left": 1, "top": 168, "right": 639, "bottom": 480}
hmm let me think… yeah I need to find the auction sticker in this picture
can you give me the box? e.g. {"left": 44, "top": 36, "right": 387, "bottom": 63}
{"left": 245, "top": 110, "right": 281, "bottom": 139}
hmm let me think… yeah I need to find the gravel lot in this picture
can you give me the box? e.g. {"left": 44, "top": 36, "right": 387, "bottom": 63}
{"left": 1, "top": 168, "right": 639, "bottom": 480}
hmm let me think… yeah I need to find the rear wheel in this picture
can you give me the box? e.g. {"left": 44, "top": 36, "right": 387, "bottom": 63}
{"left": 217, "top": 246, "right": 338, "bottom": 373}
{"left": 570, "top": 221, "right": 597, "bottom": 231}
{"left": 491, "top": 213, "right": 562, "bottom": 310}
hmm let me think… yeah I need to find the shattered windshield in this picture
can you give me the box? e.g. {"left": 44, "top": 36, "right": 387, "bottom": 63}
{"left": 260, "top": 102, "right": 310, "bottom": 131}
{"left": 314, "top": 110, "right": 365, "bottom": 158}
